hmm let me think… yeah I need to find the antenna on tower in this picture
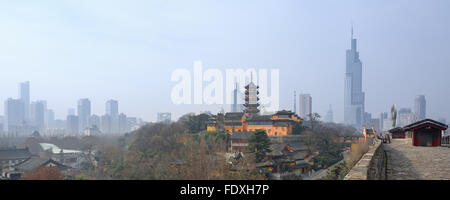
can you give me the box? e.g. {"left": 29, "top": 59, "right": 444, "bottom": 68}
{"left": 351, "top": 22, "right": 354, "bottom": 39}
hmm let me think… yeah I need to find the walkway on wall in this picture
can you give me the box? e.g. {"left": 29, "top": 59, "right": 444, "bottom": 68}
{"left": 384, "top": 139, "right": 450, "bottom": 180}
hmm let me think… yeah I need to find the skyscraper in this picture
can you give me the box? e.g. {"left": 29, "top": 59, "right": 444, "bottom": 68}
{"left": 4, "top": 98, "right": 25, "bottom": 133}
{"left": 299, "top": 94, "right": 312, "bottom": 120}
{"left": 106, "top": 99, "right": 119, "bottom": 116}
{"left": 106, "top": 99, "right": 119, "bottom": 133}
{"left": 19, "top": 81, "right": 30, "bottom": 121}
{"left": 30, "top": 101, "right": 45, "bottom": 131}
{"left": 414, "top": 95, "right": 426, "bottom": 120}
{"left": 77, "top": 98, "right": 91, "bottom": 133}
{"left": 231, "top": 82, "right": 244, "bottom": 112}
{"left": 344, "top": 27, "right": 365, "bottom": 127}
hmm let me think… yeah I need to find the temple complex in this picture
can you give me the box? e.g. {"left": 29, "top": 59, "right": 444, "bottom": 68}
{"left": 207, "top": 79, "right": 301, "bottom": 136}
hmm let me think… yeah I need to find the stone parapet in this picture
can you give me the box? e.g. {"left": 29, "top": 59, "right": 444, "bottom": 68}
{"left": 344, "top": 139, "right": 386, "bottom": 180}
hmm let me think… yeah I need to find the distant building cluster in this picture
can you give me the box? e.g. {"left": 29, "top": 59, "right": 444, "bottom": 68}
{"left": 1, "top": 81, "right": 146, "bottom": 137}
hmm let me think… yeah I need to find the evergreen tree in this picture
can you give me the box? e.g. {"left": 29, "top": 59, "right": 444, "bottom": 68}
{"left": 246, "top": 130, "right": 271, "bottom": 163}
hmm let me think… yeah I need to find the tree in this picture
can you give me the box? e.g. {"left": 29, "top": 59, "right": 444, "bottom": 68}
{"left": 292, "top": 122, "right": 306, "bottom": 135}
{"left": 21, "top": 167, "right": 65, "bottom": 180}
{"left": 308, "top": 112, "right": 321, "bottom": 131}
{"left": 246, "top": 130, "right": 271, "bottom": 163}
{"left": 178, "top": 113, "right": 211, "bottom": 133}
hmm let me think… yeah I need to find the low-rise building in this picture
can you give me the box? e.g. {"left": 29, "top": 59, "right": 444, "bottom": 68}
{"left": 0, "top": 147, "right": 31, "bottom": 171}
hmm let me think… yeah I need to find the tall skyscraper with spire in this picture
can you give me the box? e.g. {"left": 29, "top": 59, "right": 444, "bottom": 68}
{"left": 344, "top": 26, "right": 365, "bottom": 127}
{"left": 231, "top": 82, "right": 244, "bottom": 112}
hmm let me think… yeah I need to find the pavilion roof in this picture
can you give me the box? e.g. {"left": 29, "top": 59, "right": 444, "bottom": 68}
{"left": 403, "top": 118, "right": 448, "bottom": 131}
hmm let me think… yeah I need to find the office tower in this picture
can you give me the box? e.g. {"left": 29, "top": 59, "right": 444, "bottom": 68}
{"left": 77, "top": 98, "right": 91, "bottom": 133}
{"left": 414, "top": 95, "right": 426, "bottom": 121}
{"left": 19, "top": 81, "right": 30, "bottom": 121}
{"left": 299, "top": 94, "right": 312, "bottom": 120}
{"left": 344, "top": 27, "right": 365, "bottom": 127}
{"left": 157, "top": 112, "right": 171, "bottom": 124}
{"left": 106, "top": 99, "right": 119, "bottom": 133}
{"left": 4, "top": 98, "right": 25, "bottom": 133}
{"left": 324, "top": 105, "right": 334, "bottom": 123}
{"left": 66, "top": 115, "right": 79, "bottom": 135}
{"left": 30, "top": 101, "right": 45, "bottom": 131}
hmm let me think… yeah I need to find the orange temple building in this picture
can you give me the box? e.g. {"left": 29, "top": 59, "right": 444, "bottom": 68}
{"left": 209, "top": 79, "right": 301, "bottom": 136}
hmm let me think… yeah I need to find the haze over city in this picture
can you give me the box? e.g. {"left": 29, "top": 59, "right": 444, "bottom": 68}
{"left": 0, "top": 0, "right": 449, "bottom": 122}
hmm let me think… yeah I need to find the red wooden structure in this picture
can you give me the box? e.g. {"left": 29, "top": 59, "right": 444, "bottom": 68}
{"left": 403, "top": 119, "right": 448, "bottom": 147}
{"left": 389, "top": 127, "right": 405, "bottom": 139}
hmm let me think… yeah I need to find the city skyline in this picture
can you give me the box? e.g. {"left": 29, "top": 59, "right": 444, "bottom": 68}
{"left": 0, "top": 1, "right": 449, "bottom": 122}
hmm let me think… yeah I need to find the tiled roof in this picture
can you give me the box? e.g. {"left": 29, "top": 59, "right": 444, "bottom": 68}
{"left": 230, "top": 131, "right": 253, "bottom": 140}
{"left": 287, "top": 151, "right": 308, "bottom": 161}
{"left": 224, "top": 112, "right": 244, "bottom": 120}
{"left": 403, "top": 118, "right": 448, "bottom": 131}
{"left": 275, "top": 110, "right": 294, "bottom": 115}
{"left": 388, "top": 127, "right": 404, "bottom": 133}
{"left": 268, "top": 144, "right": 285, "bottom": 156}
{"left": 286, "top": 142, "right": 308, "bottom": 151}
{"left": 14, "top": 157, "right": 69, "bottom": 172}
{"left": 246, "top": 115, "right": 272, "bottom": 122}
{"left": 0, "top": 148, "right": 31, "bottom": 160}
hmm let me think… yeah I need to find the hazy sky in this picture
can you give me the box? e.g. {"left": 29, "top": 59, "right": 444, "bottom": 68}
{"left": 0, "top": 0, "right": 449, "bottom": 122}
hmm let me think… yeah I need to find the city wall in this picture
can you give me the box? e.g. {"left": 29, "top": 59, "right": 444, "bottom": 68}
{"left": 344, "top": 138, "right": 387, "bottom": 180}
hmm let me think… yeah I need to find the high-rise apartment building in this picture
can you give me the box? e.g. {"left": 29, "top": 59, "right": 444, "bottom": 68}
{"left": 344, "top": 27, "right": 365, "bottom": 127}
